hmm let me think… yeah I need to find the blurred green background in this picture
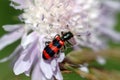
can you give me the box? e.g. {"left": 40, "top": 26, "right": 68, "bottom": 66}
{"left": 0, "top": 0, "right": 120, "bottom": 80}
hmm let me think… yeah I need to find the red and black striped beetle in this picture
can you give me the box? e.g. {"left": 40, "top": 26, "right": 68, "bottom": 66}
{"left": 43, "top": 31, "right": 73, "bottom": 60}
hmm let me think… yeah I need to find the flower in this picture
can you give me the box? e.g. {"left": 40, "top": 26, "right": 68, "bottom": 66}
{"left": 96, "top": 0, "right": 120, "bottom": 46}
{"left": 0, "top": 0, "right": 120, "bottom": 80}
{"left": 1, "top": 25, "right": 65, "bottom": 80}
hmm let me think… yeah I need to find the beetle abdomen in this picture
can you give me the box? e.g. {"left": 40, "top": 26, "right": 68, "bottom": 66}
{"left": 43, "top": 36, "right": 64, "bottom": 60}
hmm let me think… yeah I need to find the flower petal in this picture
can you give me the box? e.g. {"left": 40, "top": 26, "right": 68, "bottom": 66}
{"left": 0, "top": 45, "right": 22, "bottom": 63}
{"left": 24, "top": 46, "right": 39, "bottom": 77}
{"left": 54, "top": 66, "right": 63, "bottom": 80}
{"left": 51, "top": 59, "right": 57, "bottom": 72}
{"left": 10, "top": 0, "right": 35, "bottom": 10}
{"left": 32, "top": 63, "right": 48, "bottom": 80}
{"left": 98, "top": 27, "right": 120, "bottom": 42}
{"left": 13, "top": 52, "right": 28, "bottom": 75}
{"left": 40, "top": 58, "right": 53, "bottom": 79}
{"left": 10, "top": 0, "right": 30, "bottom": 10}
{"left": 104, "top": 0, "right": 120, "bottom": 11}
{"left": 0, "top": 28, "right": 23, "bottom": 50}
{"left": 2, "top": 24, "right": 23, "bottom": 32}
{"left": 57, "top": 52, "right": 65, "bottom": 63}
{"left": 21, "top": 32, "right": 38, "bottom": 49}
{"left": 13, "top": 39, "right": 38, "bottom": 75}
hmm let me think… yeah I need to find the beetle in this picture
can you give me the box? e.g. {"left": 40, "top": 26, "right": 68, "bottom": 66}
{"left": 43, "top": 31, "right": 73, "bottom": 60}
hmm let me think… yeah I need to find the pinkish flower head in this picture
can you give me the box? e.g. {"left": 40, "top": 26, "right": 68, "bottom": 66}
{"left": 0, "top": 0, "right": 120, "bottom": 80}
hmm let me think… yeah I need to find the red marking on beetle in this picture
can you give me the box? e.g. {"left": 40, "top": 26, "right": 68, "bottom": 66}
{"left": 49, "top": 43, "right": 59, "bottom": 53}
{"left": 59, "top": 40, "right": 64, "bottom": 46}
{"left": 43, "top": 50, "right": 51, "bottom": 59}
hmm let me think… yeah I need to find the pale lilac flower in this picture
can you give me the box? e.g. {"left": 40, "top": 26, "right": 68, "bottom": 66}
{"left": 96, "top": 0, "right": 120, "bottom": 46}
{"left": 0, "top": 0, "right": 120, "bottom": 80}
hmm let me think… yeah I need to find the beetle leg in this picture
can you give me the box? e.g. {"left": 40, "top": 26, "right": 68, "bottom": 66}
{"left": 66, "top": 40, "right": 72, "bottom": 45}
